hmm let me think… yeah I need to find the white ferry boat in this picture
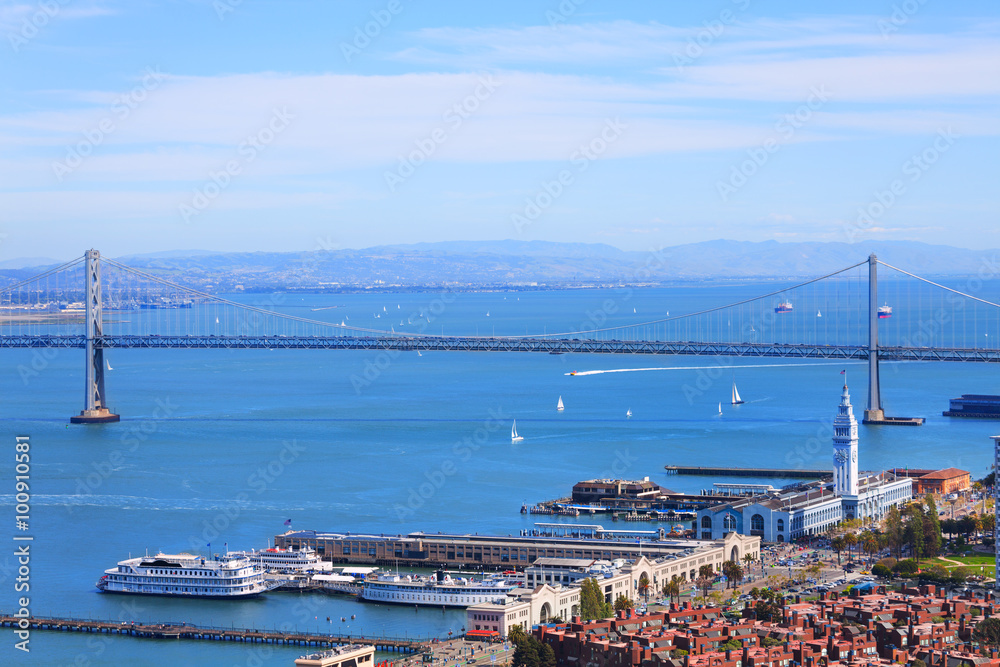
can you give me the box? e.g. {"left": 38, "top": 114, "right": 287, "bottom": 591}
{"left": 230, "top": 546, "right": 333, "bottom": 574}
{"left": 360, "top": 570, "right": 515, "bottom": 607}
{"left": 96, "top": 552, "right": 281, "bottom": 599}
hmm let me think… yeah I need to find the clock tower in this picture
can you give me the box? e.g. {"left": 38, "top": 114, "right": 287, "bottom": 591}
{"left": 833, "top": 380, "right": 859, "bottom": 496}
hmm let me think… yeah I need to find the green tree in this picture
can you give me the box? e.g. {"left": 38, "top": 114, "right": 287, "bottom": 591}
{"left": 638, "top": 572, "right": 651, "bottom": 601}
{"left": 513, "top": 637, "right": 540, "bottom": 667}
{"left": 912, "top": 660, "right": 927, "bottom": 667}
{"left": 579, "top": 578, "right": 612, "bottom": 620}
{"left": 894, "top": 559, "right": 918, "bottom": 576}
{"left": 973, "top": 617, "right": 1000, "bottom": 648}
{"left": 885, "top": 506, "right": 904, "bottom": 558}
{"left": 722, "top": 561, "right": 743, "bottom": 590}
{"left": 906, "top": 505, "right": 925, "bottom": 564}
{"left": 831, "top": 536, "right": 846, "bottom": 565}
{"left": 923, "top": 495, "right": 942, "bottom": 557}
{"left": 761, "top": 637, "right": 783, "bottom": 648}
{"left": 614, "top": 594, "right": 633, "bottom": 612}
{"left": 539, "top": 643, "right": 557, "bottom": 667}
{"left": 662, "top": 576, "right": 681, "bottom": 605}
{"left": 508, "top": 625, "right": 528, "bottom": 645}
{"left": 720, "top": 640, "right": 742, "bottom": 651}
{"left": 872, "top": 563, "right": 892, "bottom": 580}
{"left": 844, "top": 532, "right": 858, "bottom": 561}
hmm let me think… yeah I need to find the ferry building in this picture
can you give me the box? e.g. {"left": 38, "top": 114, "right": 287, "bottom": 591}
{"left": 695, "top": 382, "right": 912, "bottom": 542}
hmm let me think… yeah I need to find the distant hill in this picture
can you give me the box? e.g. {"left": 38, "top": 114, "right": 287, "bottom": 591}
{"left": 1, "top": 240, "right": 996, "bottom": 291}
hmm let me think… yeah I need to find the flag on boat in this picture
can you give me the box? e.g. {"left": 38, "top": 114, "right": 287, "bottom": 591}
{"left": 284, "top": 519, "right": 292, "bottom": 526}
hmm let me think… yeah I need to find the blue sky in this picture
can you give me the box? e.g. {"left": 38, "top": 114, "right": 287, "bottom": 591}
{"left": 0, "top": 0, "right": 998, "bottom": 260}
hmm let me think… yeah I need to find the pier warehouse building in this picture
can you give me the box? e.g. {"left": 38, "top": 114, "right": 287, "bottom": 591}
{"left": 696, "top": 382, "right": 912, "bottom": 542}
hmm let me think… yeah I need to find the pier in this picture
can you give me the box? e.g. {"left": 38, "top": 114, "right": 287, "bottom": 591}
{"left": 0, "top": 614, "right": 431, "bottom": 652}
{"left": 663, "top": 465, "right": 831, "bottom": 478}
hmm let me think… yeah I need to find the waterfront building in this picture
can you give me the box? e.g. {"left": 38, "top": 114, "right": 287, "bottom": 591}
{"left": 696, "top": 383, "right": 912, "bottom": 542}
{"left": 294, "top": 644, "right": 374, "bottom": 667}
{"left": 890, "top": 468, "right": 971, "bottom": 496}
{"left": 276, "top": 527, "right": 758, "bottom": 570}
{"left": 571, "top": 477, "right": 669, "bottom": 504}
{"left": 466, "top": 533, "right": 756, "bottom": 635}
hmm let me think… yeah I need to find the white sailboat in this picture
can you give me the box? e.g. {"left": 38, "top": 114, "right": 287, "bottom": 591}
{"left": 106, "top": 359, "right": 113, "bottom": 371}
{"left": 511, "top": 421, "right": 524, "bottom": 443}
{"left": 556, "top": 396, "right": 564, "bottom": 411}
{"left": 626, "top": 408, "right": 632, "bottom": 418}
{"left": 215, "top": 317, "right": 219, "bottom": 324}
{"left": 731, "top": 381, "right": 745, "bottom": 405}
{"left": 486, "top": 310, "right": 490, "bottom": 317}
{"left": 717, "top": 402, "right": 722, "bottom": 416}
{"left": 817, "top": 309, "right": 822, "bottom": 317}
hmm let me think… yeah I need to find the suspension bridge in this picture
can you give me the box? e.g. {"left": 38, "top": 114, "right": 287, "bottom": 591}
{"left": 2, "top": 250, "right": 999, "bottom": 423}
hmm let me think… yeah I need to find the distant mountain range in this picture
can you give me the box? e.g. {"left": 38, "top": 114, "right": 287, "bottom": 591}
{"left": 2, "top": 240, "right": 996, "bottom": 291}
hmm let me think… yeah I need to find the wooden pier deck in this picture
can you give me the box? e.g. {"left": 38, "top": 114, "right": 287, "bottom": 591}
{"left": 0, "top": 615, "right": 432, "bottom": 652}
{"left": 664, "top": 465, "right": 831, "bottom": 478}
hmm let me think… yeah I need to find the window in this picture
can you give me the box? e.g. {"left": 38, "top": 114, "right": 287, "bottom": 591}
{"left": 751, "top": 514, "right": 764, "bottom": 532}
{"left": 776, "top": 519, "right": 784, "bottom": 532}
{"left": 701, "top": 516, "right": 712, "bottom": 529}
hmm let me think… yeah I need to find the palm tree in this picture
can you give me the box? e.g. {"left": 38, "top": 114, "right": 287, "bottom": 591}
{"left": 831, "top": 536, "right": 846, "bottom": 566}
{"left": 844, "top": 533, "right": 858, "bottom": 561}
{"left": 742, "top": 553, "right": 755, "bottom": 572}
{"left": 638, "top": 573, "right": 651, "bottom": 602}
{"left": 662, "top": 576, "right": 681, "bottom": 606}
{"left": 862, "top": 537, "right": 878, "bottom": 564}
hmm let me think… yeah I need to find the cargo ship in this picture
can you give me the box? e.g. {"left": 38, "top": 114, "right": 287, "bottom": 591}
{"left": 774, "top": 301, "right": 793, "bottom": 314}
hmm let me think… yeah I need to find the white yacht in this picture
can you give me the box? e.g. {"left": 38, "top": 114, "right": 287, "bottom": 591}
{"left": 96, "top": 552, "right": 280, "bottom": 599}
{"left": 360, "top": 571, "right": 515, "bottom": 607}
{"left": 229, "top": 546, "right": 332, "bottom": 574}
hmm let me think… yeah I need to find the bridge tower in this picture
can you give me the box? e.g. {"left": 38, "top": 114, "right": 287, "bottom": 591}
{"left": 862, "top": 253, "right": 884, "bottom": 424}
{"left": 70, "top": 249, "right": 119, "bottom": 424}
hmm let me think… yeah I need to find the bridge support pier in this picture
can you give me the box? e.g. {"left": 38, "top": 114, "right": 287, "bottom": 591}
{"left": 71, "top": 249, "right": 119, "bottom": 424}
{"left": 861, "top": 252, "right": 924, "bottom": 426}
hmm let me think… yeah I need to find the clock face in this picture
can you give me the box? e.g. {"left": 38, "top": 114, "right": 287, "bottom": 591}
{"left": 834, "top": 450, "right": 849, "bottom": 464}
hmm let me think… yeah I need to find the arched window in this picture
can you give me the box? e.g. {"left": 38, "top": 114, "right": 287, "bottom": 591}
{"left": 777, "top": 519, "right": 784, "bottom": 532}
{"left": 751, "top": 514, "right": 764, "bottom": 534}
{"left": 723, "top": 514, "right": 737, "bottom": 531}
{"left": 701, "top": 516, "right": 712, "bottom": 529}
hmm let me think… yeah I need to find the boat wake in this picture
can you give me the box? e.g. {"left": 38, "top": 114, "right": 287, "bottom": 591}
{"left": 565, "top": 361, "right": 860, "bottom": 376}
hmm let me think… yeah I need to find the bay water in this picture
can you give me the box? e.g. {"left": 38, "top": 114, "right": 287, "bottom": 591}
{"left": 1, "top": 285, "right": 997, "bottom": 666}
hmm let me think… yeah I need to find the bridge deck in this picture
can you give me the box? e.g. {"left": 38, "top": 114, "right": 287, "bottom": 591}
{"left": 3, "top": 335, "right": 1000, "bottom": 362}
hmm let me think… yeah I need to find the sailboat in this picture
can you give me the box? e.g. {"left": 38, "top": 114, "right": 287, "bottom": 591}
{"left": 215, "top": 317, "right": 219, "bottom": 324}
{"left": 106, "top": 359, "right": 113, "bottom": 371}
{"left": 626, "top": 408, "right": 632, "bottom": 419}
{"left": 511, "top": 421, "right": 524, "bottom": 443}
{"left": 731, "top": 381, "right": 745, "bottom": 405}
{"left": 816, "top": 310, "right": 822, "bottom": 318}
{"left": 717, "top": 402, "right": 722, "bottom": 416}
{"left": 486, "top": 311, "right": 490, "bottom": 317}
{"left": 556, "top": 396, "right": 564, "bottom": 411}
